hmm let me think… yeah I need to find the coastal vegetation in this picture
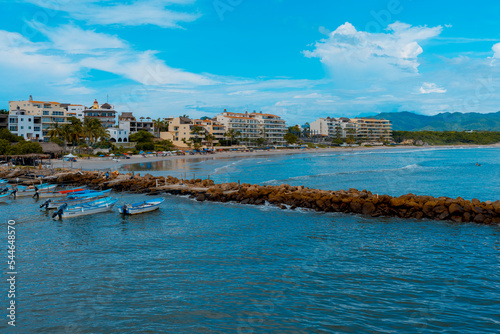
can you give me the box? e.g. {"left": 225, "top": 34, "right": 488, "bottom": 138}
{"left": 0, "top": 128, "right": 43, "bottom": 155}
{"left": 392, "top": 131, "right": 500, "bottom": 145}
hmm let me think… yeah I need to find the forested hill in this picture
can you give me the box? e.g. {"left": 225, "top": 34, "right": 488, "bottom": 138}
{"left": 371, "top": 111, "right": 500, "bottom": 131}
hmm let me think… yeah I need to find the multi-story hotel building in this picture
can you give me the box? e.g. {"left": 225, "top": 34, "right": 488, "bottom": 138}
{"left": 216, "top": 110, "right": 287, "bottom": 145}
{"left": 350, "top": 118, "right": 392, "bottom": 142}
{"left": 118, "top": 112, "right": 155, "bottom": 134}
{"left": 311, "top": 116, "right": 392, "bottom": 142}
{"left": 8, "top": 96, "right": 69, "bottom": 141}
{"left": 83, "top": 100, "right": 116, "bottom": 128}
{"left": 159, "top": 117, "right": 226, "bottom": 148}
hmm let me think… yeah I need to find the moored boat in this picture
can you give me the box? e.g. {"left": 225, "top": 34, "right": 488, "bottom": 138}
{"left": 0, "top": 193, "right": 9, "bottom": 203}
{"left": 52, "top": 197, "right": 117, "bottom": 219}
{"left": 119, "top": 198, "right": 165, "bottom": 215}
{"left": 67, "top": 189, "right": 111, "bottom": 199}
{"left": 38, "top": 187, "right": 87, "bottom": 198}
{"left": 40, "top": 194, "right": 111, "bottom": 209}
{"left": 11, "top": 184, "right": 58, "bottom": 197}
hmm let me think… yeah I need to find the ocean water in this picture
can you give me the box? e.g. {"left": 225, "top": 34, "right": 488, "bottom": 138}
{"left": 1, "top": 147, "right": 499, "bottom": 333}
{"left": 122, "top": 147, "right": 500, "bottom": 201}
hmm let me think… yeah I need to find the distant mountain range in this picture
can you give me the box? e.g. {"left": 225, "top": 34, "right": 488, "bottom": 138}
{"left": 371, "top": 111, "right": 500, "bottom": 131}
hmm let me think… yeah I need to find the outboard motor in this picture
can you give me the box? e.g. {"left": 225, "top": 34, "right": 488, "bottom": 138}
{"left": 52, "top": 203, "right": 68, "bottom": 219}
{"left": 9, "top": 190, "right": 16, "bottom": 199}
{"left": 40, "top": 199, "right": 52, "bottom": 209}
{"left": 121, "top": 205, "right": 128, "bottom": 214}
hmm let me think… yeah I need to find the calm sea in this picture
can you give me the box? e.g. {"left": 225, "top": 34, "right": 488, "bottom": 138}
{"left": 1, "top": 147, "right": 499, "bottom": 333}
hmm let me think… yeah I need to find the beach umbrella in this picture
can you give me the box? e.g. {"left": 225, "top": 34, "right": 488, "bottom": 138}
{"left": 99, "top": 154, "right": 105, "bottom": 157}
{"left": 139, "top": 151, "right": 145, "bottom": 154}
{"left": 109, "top": 153, "right": 115, "bottom": 157}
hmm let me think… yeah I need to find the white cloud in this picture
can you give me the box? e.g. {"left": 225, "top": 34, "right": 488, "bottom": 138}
{"left": 420, "top": 82, "right": 447, "bottom": 94}
{"left": 304, "top": 22, "right": 443, "bottom": 83}
{"left": 32, "top": 23, "right": 127, "bottom": 54}
{"left": 0, "top": 23, "right": 213, "bottom": 96}
{"left": 21, "top": 0, "right": 200, "bottom": 28}
{"left": 293, "top": 93, "right": 323, "bottom": 99}
{"left": 492, "top": 43, "right": 500, "bottom": 59}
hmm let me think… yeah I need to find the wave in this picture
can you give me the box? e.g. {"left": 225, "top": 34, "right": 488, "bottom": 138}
{"left": 262, "top": 164, "right": 424, "bottom": 184}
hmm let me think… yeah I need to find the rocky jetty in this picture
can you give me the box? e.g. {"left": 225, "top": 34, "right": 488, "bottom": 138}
{"left": 1, "top": 169, "right": 498, "bottom": 225}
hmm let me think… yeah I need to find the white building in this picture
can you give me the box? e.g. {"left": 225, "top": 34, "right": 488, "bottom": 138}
{"left": 216, "top": 110, "right": 287, "bottom": 145}
{"left": 106, "top": 128, "right": 129, "bottom": 143}
{"left": 8, "top": 110, "right": 43, "bottom": 140}
{"left": 9, "top": 95, "right": 70, "bottom": 141}
{"left": 310, "top": 116, "right": 391, "bottom": 141}
{"left": 67, "top": 104, "right": 85, "bottom": 121}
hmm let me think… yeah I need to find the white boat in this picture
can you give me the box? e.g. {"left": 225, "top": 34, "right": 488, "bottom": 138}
{"left": 119, "top": 198, "right": 165, "bottom": 215}
{"left": 41, "top": 194, "right": 111, "bottom": 209}
{"left": 52, "top": 198, "right": 117, "bottom": 219}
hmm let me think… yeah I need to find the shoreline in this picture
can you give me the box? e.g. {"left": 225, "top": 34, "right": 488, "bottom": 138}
{"left": 51, "top": 143, "right": 500, "bottom": 171}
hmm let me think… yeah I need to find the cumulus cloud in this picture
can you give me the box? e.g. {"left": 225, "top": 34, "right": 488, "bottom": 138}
{"left": 420, "top": 82, "right": 447, "bottom": 94}
{"left": 304, "top": 22, "right": 443, "bottom": 83}
{"left": 492, "top": 43, "right": 500, "bottom": 59}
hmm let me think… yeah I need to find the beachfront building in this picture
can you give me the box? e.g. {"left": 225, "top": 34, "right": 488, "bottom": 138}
{"left": 8, "top": 95, "right": 71, "bottom": 141}
{"left": 310, "top": 116, "right": 391, "bottom": 142}
{"left": 216, "top": 110, "right": 287, "bottom": 145}
{"left": 106, "top": 128, "right": 129, "bottom": 143}
{"left": 67, "top": 104, "right": 85, "bottom": 122}
{"left": 8, "top": 110, "right": 43, "bottom": 140}
{"left": 159, "top": 117, "right": 226, "bottom": 148}
{"left": 193, "top": 118, "right": 226, "bottom": 146}
{"left": 310, "top": 117, "right": 338, "bottom": 137}
{"left": 118, "top": 112, "right": 156, "bottom": 135}
{"left": 351, "top": 118, "right": 392, "bottom": 142}
{"left": 83, "top": 100, "right": 117, "bottom": 128}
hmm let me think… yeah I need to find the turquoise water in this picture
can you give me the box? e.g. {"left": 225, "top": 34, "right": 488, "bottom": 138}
{"left": 122, "top": 147, "right": 499, "bottom": 201}
{"left": 1, "top": 147, "right": 499, "bottom": 333}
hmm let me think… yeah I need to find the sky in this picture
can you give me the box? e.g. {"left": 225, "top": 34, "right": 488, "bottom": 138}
{"left": 0, "top": 0, "right": 499, "bottom": 124}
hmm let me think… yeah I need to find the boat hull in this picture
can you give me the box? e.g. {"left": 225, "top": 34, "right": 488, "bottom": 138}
{"left": 61, "top": 203, "right": 116, "bottom": 218}
{"left": 46, "top": 195, "right": 110, "bottom": 209}
{"left": 119, "top": 205, "right": 161, "bottom": 215}
{"left": 119, "top": 198, "right": 164, "bottom": 215}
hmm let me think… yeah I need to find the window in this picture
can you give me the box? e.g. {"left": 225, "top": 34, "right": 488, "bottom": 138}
{"left": 20, "top": 126, "right": 23, "bottom": 129}
{"left": 43, "top": 111, "right": 49, "bottom": 115}
{"left": 21, "top": 118, "right": 24, "bottom": 121}
{"left": 28, "top": 126, "right": 31, "bottom": 129}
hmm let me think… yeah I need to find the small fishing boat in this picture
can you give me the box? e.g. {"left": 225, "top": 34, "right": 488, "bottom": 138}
{"left": 52, "top": 198, "right": 117, "bottom": 219}
{"left": 119, "top": 198, "right": 165, "bottom": 215}
{"left": 38, "top": 187, "right": 86, "bottom": 198}
{"left": 11, "top": 184, "right": 58, "bottom": 197}
{"left": 0, "top": 193, "right": 10, "bottom": 203}
{"left": 67, "top": 189, "right": 111, "bottom": 199}
{"left": 41, "top": 194, "right": 110, "bottom": 209}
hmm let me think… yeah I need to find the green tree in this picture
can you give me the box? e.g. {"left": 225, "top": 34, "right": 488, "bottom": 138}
{"left": 0, "top": 128, "right": 23, "bottom": 142}
{"left": 284, "top": 132, "right": 298, "bottom": 145}
{"left": 130, "top": 130, "right": 155, "bottom": 143}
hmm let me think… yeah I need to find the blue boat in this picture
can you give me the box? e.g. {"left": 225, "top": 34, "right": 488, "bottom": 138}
{"left": 67, "top": 189, "right": 112, "bottom": 199}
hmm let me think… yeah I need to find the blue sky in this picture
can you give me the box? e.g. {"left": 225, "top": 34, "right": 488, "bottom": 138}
{"left": 1, "top": 0, "right": 499, "bottom": 124}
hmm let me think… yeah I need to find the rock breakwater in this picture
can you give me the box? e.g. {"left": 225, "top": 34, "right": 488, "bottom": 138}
{"left": 2, "top": 169, "right": 498, "bottom": 225}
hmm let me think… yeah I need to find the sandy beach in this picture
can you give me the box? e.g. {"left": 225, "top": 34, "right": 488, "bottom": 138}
{"left": 50, "top": 144, "right": 500, "bottom": 171}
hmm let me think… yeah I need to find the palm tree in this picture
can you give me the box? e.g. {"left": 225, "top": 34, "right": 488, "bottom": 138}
{"left": 204, "top": 133, "right": 216, "bottom": 148}
{"left": 224, "top": 129, "right": 240, "bottom": 146}
{"left": 190, "top": 125, "right": 205, "bottom": 144}
{"left": 48, "top": 122, "right": 67, "bottom": 151}
{"left": 152, "top": 118, "right": 166, "bottom": 137}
